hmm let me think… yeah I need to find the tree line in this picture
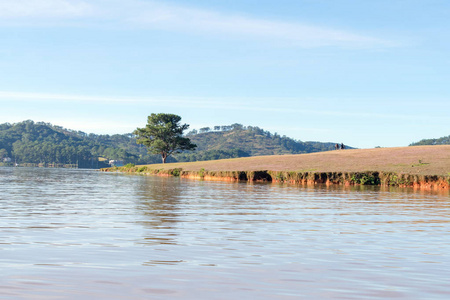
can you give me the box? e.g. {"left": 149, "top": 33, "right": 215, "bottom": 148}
{"left": 0, "top": 120, "right": 159, "bottom": 167}
{"left": 1, "top": 118, "right": 347, "bottom": 168}
{"left": 410, "top": 135, "right": 450, "bottom": 146}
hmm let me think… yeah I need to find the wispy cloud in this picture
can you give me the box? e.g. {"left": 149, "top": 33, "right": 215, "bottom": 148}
{"left": 0, "top": 0, "right": 393, "bottom": 48}
{"left": 0, "top": 91, "right": 147, "bottom": 103}
{"left": 127, "top": 1, "right": 389, "bottom": 48}
{"left": 0, "top": 90, "right": 439, "bottom": 122}
{"left": 0, "top": 91, "right": 215, "bottom": 106}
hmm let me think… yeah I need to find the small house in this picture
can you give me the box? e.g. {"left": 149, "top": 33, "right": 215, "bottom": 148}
{"left": 109, "top": 160, "right": 124, "bottom": 167}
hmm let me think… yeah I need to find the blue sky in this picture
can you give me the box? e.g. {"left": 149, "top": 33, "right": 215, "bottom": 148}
{"left": 0, "top": 0, "right": 449, "bottom": 148}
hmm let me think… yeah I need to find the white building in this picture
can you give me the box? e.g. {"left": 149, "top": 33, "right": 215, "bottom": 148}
{"left": 109, "top": 160, "right": 124, "bottom": 167}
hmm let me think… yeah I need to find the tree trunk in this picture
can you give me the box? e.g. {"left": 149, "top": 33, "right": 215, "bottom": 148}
{"left": 162, "top": 153, "right": 167, "bottom": 164}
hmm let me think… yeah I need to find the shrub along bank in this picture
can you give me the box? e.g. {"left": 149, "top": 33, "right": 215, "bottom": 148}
{"left": 102, "top": 165, "right": 449, "bottom": 190}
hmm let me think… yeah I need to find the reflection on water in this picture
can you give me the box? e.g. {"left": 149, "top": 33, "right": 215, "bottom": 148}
{"left": 135, "top": 177, "right": 183, "bottom": 246}
{"left": 0, "top": 167, "right": 449, "bottom": 299}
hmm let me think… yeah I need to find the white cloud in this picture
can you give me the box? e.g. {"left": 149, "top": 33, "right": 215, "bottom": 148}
{"left": 0, "top": 0, "right": 392, "bottom": 48}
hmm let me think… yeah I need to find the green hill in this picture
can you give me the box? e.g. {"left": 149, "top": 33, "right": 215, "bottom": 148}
{"left": 0, "top": 120, "right": 156, "bottom": 168}
{"left": 410, "top": 135, "right": 450, "bottom": 146}
{"left": 176, "top": 124, "right": 344, "bottom": 162}
{"left": 0, "top": 121, "right": 349, "bottom": 168}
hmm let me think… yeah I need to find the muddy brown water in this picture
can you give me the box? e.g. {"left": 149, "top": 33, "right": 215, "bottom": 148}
{"left": 1, "top": 168, "right": 449, "bottom": 299}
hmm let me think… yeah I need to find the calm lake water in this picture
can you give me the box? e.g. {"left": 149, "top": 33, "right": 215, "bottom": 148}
{"left": 1, "top": 168, "right": 449, "bottom": 299}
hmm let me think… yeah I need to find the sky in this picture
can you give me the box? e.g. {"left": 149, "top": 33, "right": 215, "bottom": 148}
{"left": 0, "top": 0, "right": 449, "bottom": 148}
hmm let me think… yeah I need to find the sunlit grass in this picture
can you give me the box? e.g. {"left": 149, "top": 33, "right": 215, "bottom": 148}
{"left": 129, "top": 145, "right": 450, "bottom": 176}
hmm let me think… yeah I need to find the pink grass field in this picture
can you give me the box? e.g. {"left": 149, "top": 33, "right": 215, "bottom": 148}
{"left": 144, "top": 145, "right": 450, "bottom": 176}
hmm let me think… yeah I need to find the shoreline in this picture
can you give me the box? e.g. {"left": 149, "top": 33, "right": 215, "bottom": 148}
{"left": 101, "top": 167, "right": 449, "bottom": 191}
{"left": 101, "top": 146, "right": 450, "bottom": 191}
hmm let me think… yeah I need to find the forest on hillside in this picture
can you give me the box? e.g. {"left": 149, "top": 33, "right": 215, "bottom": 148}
{"left": 179, "top": 124, "right": 338, "bottom": 162}
{"left": 0, "top": 121, "right": 155, "bottom": 168}
{"left": 410, "top": 135, "right": 450, "bottom": 146}
{"left": 0, "top": 120, "right": 343, "bottom": 168}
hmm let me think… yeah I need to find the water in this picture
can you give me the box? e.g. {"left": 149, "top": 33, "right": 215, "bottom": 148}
{"left": 0, "top": 168, "right": 449, "bottom": 299}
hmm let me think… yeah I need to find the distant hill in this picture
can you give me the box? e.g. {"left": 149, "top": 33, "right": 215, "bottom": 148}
{"left": 410, "top": 135, "right": 450, "bottom": 146}
{"left": 0, "top": 121, "right": 349, "bottom": 168}
{"left": 175, "top": 124, "right": 345, "bottom": 162}
{"left": 0, "top": 120, "right": 157, "bottom": 168}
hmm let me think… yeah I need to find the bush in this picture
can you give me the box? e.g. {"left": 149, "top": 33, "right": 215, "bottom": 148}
{"left": 350, "top": 173, "right": 380, "bottom": 185}
{"left": 170, "top": 168, "right": 182, "bottom": 177}
{"left": 137, "top": 166, "right": 147, "bottom": 172}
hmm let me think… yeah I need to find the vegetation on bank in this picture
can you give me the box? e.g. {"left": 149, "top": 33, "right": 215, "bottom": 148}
{"left": 102, "top": 146, "right": 450, "bottom": 189}
{"left": 106, "top": 165, "right": 449, "bottom": 188}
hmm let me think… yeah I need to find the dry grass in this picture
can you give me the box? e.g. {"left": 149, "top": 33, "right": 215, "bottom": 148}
{"left": 139, "top": 145, "right": 450, "bottom": 176}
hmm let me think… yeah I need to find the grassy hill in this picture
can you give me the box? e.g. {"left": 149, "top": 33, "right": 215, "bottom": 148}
{"left": 131, "top": 145, "right": 450, "bottom": 176}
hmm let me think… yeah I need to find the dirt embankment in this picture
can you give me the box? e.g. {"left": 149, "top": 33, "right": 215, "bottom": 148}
{"left": 102, "top": 145, "right": 450, "bottom": 190}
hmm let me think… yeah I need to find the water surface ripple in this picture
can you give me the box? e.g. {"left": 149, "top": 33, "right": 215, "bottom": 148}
{"left": 0, "top": 168, "right": 449, "bottom": 299}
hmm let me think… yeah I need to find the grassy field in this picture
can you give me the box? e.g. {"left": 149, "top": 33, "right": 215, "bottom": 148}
{"left": 136, "top": 145, "right": 450, "bottom": 176}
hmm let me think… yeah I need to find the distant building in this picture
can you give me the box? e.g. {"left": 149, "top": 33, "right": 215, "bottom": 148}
{"left": 3, "top": 157, "right": 11, "bottom": 163}
{"left": 109, "top": 160, "right": 124, "bottom": 167}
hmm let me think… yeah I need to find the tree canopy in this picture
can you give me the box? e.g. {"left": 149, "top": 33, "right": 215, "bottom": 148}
{"left": 133, "top": 113, "right": 196, "bottom": 163}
